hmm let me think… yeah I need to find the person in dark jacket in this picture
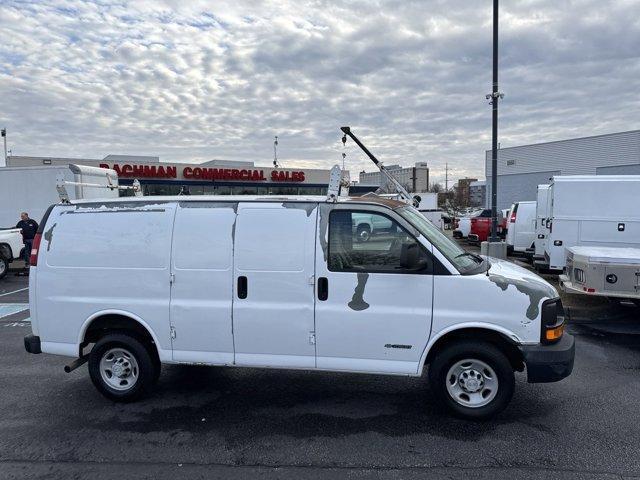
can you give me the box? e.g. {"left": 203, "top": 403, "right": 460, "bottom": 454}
{"left": 16, "top": 212, "right": 38, "bottom": 273}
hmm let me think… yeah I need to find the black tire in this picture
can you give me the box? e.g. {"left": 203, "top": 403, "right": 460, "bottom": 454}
{"left": 88, "top": 332, "right": 157, "bottom": 402}
{"left": 147, "top": 345, "right": 162, "bottom": 384}
{"left": 428, "top": 341, "right": 515, "bottom": 420}
{"left": 0, "top": 256, "right": 8, "bottom": 280}
{"left": 356, "top": 224, "right": 371, "bottom": 243}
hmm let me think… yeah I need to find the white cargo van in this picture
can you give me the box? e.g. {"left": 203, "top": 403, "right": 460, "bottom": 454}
{"left": 531, "top": 185, "right": 551, "bottom": 261}
{"left": 25, "top": 195, "right": 574, "bottom": 419}
{"left": 540, "top": 175, "right": 640, "bottom": 272}
{"left": 506, "top": 201, "right": 536, "bottom": 255}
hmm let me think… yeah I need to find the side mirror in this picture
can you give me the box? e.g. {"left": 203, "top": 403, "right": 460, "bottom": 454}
{"left": 400, "top": 242, "right": 428, "bottom": 271}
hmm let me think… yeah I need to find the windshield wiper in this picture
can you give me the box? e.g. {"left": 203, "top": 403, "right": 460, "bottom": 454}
{"left": 455, "top": 252, "right": 484, "bottom": 263}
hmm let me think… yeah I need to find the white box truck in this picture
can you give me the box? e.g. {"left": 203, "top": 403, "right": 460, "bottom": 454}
{"left": 538, "top": 175, "right": 640, "bottom": 272}
{"left": 0, "top": 164, "right": 119, "bottom": 228}
{"left": 24, "top": 194, "right": 574, "bottom": 419}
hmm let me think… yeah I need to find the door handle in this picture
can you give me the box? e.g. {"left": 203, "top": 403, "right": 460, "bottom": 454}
{"left": 237, "top": 276, "right": 247, "bottom": 299}
{"left": 318, "top": 277, "right": 328, "bottom": 301}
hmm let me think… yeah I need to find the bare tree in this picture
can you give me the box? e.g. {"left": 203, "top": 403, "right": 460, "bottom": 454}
{"left": 429, "top": 183, "right": 443, "bottom": 193}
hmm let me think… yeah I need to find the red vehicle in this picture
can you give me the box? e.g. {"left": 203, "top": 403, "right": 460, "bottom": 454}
{"left": 468, "top": 209, "right": 505, "bottom": 243}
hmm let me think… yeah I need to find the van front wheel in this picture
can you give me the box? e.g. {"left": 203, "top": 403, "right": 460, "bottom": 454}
{"left": 88, "top": 333, "right": 156, "bottom": 402}
{"left": 428, "top": 341, "right": 514, "bottom": 420}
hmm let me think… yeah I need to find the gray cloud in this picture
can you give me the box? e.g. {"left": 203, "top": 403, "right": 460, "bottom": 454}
{"left": 0, "top": 0, "right": 639, "bottom": 186}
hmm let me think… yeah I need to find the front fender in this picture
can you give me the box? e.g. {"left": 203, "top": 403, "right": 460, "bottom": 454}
{"left": 416, "top": 322, "right": 521, "bottom": 376}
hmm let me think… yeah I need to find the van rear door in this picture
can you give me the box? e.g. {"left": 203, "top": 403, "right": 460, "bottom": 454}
{"left": 169, "top": 202, "right": 236, "bottom": 364}
{"left": 232, "top": 202, "right": 318, "bottom": 368}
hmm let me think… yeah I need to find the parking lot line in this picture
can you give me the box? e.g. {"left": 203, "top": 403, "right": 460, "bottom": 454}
{"left": 0, "top": 304, "right": 29, "bottom": 319}
{"left": 0, "top": 287, "right": 29, "bottom": 298}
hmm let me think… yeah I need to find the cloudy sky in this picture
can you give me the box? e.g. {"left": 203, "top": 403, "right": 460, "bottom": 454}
{"left": 1, "top": 0, "right": 639, "bottom": 185}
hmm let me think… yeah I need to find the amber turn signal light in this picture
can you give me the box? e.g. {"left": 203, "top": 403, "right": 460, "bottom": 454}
{"left": 545, "top": 324, "right": 565, "bottom": 341}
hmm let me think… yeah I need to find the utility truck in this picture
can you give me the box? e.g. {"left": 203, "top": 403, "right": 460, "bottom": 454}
{"left": 24, "top": 128, "right": 574, "bottom": 420}
{"left": 560, "top": 246, "right": 640, "bottom": 304}
{"left": 536, "top": 175, "right": 640, "bottom": 272}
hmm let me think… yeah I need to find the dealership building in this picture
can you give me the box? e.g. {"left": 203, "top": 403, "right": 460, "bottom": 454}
{"left": 484, "top": 129, "right": 640, "bottom": 210}
{"left": 5, "top": 155, "right": 348, "bottom": 196}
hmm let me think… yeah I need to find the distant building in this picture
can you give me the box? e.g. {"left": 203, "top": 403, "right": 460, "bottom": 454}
{"left": 485, "top": 129, "right": 640, "bottom": 210}
{"left": 4, "top": 154, "right": 338, "bottom": 196}
{"left": 454, "top": 177, "right": 478, "bottom": 206}
{"left": 359, "top": 162, "right": 429, "bottom": 192}
{"left": 469, "top": 180, "right": 486, "bottom": 207}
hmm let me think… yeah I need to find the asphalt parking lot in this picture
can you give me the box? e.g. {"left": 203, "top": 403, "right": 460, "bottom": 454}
{"left": 1, "top": 252, "right": 640, "bottom": 479}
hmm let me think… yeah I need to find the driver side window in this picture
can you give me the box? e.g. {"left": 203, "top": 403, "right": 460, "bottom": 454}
{"left": 328, "top": 210, "right": 431, "bottom": 273}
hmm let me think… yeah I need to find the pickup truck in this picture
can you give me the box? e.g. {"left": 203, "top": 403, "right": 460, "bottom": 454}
{"left": 468, "top": 209, "right": 506, "bottom": 243}
{"left": 352, "top": 212, "right": 394, "bottom": 242}
{"left": 0, "top": 228, "right": 24, "bottom": 279}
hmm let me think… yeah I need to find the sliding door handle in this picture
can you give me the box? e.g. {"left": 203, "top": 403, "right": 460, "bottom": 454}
{"left": 318, "top": 277, "right": 328, "bottom": 301}
{"left": 237, "top": 276, "right": 248, "bottom": 299}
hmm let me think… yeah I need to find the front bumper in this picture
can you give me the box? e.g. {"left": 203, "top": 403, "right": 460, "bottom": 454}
{"left": 24, "top": 334, "right": 41, "bottom": 354}
{"left": 519, "top": 333, "right": 575, "bottom": 383}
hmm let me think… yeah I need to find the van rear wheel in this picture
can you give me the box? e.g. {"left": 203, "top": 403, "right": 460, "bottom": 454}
{"left": 428, "top": 341, "right": 514, "bottom": 420}
{"left": 88, "top": 333, "right": 156, "bottom": 402}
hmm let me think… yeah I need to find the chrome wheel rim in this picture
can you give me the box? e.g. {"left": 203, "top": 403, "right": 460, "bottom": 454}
{"left": 0, "top": 260, "right": 6, "bottom": 275}
{"left": 99, "top": 347, "right": 139, "bottom": 391}
{"left": 445, "top": 358, "right": 498, "bottom": 408}
{"left": 358, "top": 229, "right": 370, "bottom": 242}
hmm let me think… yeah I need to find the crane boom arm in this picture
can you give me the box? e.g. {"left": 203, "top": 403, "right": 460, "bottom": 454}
{"left": 340, "top": 126, "right": 418, "bottom": 207}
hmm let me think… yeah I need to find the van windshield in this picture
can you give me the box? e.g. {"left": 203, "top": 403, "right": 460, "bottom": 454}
{"left": 397, "top": 206, "right": 485, "bottom": 274}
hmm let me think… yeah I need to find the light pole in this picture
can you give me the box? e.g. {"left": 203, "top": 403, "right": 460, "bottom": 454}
{"left": 1, "top": 128, "right": 6, "bottom": 167}
{"left": 486, "top": 0, "right": 504, "bottom": 242}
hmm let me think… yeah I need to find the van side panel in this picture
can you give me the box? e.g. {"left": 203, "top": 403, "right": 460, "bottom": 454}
{"left": 35, "top": 204, "right": 175, "bottom": 358}
{"left": 169, "top": 203, "right": 235, "bottom": 364}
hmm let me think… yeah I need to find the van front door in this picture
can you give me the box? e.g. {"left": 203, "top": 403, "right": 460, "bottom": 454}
{"left": 315, "top": 206, "right": 434, "bottom": 375}
{"left": 232, "top": 202, "right": 318, "bottom": 368}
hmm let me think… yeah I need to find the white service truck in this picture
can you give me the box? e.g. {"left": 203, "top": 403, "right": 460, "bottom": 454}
{"left": 25, "top": 194, "right": 574, "bottom": 420}
{"left": 536, "top": 175, "right": 640, "bottom": 272}
{"left": 560, "top": 246, "right": 640, "bottom": 305}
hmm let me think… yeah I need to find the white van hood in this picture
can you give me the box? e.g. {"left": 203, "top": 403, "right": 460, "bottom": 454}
{"left": 484, "top": 258, "right": 558, "bottom": 321}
